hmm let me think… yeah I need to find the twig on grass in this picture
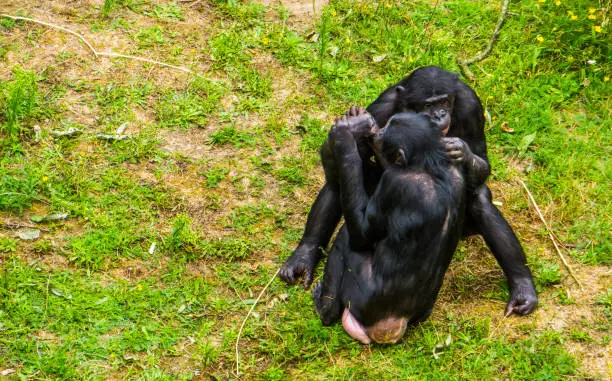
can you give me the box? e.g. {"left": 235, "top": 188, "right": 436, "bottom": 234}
{"left": 0, "top": 15, "right": 98, "bottom": 57}
{"left": 457, "top": 0, "right": 510, "bottom": 81}
{"left": 518, "top": 179, "right": 583, "bottom": 289}
{"left": 96, "top": 52, "right": 193, "bottom": 73}
{"left": 235, "top": 267, "right": 280, "bottom": 377}
{"left": 0, "top": 14, "right": 194, "bottom": 74}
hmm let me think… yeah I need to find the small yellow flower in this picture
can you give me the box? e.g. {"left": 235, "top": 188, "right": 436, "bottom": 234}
{"left": 589, "top": 8, "right": 596, "bottom": 13}
{"left": 190, "top": 49, "right": 195, "bottom": 53}
{"left": 261, "top": 37, "right": 269, "bottom": 45}
{"left": 42, "top": 176, "right": 49, "bottom": 182}
{"left": 552, "top": 27, "right": 558, "bottom": 31}
{"left": 345, "top": 38, "right": 351, "bottom": 44}
{"left": 567, "top": 56, "right": 574, "bottom": 62}
{"left": 110, "top": 353, "right": 115, "bottom": 359}
{"left": 567, "top": 10, "right": 574, "bottom": 15}
{"left": 536, "top": 35, "right": 544, "bottom": 43}
{"left": 570, "top": 15, "right": 578, "bottom": 20}
{"left": 538, "top": 0, "right": 545, "bottom": 3}
{"left": 330, "top": 10, "right": 337, "bottom": 17}
{"left": 593, "top": 25, "right": 602, "bottom": 33}
{"left": 385, "top": 3, "right": 392, "bottom": 8}
{"left": 554, "top": 0, "right": 561, "bottom": 5}
{"left": 604, "top": 76, "right": 610, "bottom": 82}
{"left": 588, "top": 14, "right": 596, "bottom": 20}
{"left": 137, "top": 284, "right": 143, "bottom": 291}
{"left": 279, "top": 31, "right": 284, "bottom": 37}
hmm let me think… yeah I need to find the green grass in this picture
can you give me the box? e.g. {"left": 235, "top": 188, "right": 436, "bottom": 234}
{"left": 0, "top": 0, "right": 609, "bottom": 378}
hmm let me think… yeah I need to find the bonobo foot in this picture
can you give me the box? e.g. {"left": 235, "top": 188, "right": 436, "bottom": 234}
{"left": 312, "top": 281, "right": 343, "bottom": 326}
{"left": 506, "top": 279, "right": 538, "bottom": 317}
{"left": 279, "top": 243, "right": 322, "bottom": 288}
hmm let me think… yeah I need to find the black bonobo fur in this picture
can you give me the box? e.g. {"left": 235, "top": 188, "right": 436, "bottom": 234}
{"left": 281, "top": 66, "right": 537, "bottom": 317}
{"left": 313, "top": 112, "right": 471, "bottom": 331}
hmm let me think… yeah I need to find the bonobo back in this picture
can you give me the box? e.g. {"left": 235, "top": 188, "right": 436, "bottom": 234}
{"left": 338, "top": 112, "right": 466, "bottom": 340}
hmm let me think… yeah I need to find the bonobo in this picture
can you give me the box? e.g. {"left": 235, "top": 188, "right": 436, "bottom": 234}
{"left": 313, "top": 110, "right": 470, "bottom": 344}
{"left": 281, "top": 66, "right": 537, "bottom": 317}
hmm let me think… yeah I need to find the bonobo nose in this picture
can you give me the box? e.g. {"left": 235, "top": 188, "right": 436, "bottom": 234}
{"left": 434, "top": 109, "right": 447, "bottom": 118}
{"left": 366, "top": 316, "right": 408, "bottom": 344}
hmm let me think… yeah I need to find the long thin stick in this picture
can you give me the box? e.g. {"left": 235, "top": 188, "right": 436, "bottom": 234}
{"left": 518, "top": 180, "right": 583, "bottom": 289}
{"left": 0, "top": 14, "right": 98, "bottom": 57}
{"left": 0, "top": 14, "right": 193, "bottom": 74}
{"left": 97, "top": 52, "right": 193, "bottom": 73}
{"left": 235, "top": 268, "right": 280, "bottom": 377}
{"left": 457, "top": 0, "right": 510, "bottom": 80}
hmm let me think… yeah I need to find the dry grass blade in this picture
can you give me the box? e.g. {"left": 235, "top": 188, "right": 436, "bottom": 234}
{"left": 518, "top": 179, "right": 583, "bottom": 289}
{"left": 235, "top": 267, "right": 280, "bottom": 377}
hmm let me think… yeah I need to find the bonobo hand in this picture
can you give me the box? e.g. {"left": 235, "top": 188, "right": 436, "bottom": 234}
{"left": 442, "top": 137, "right": 472, "bottom": 164}
{"left": 279, "top": 243, "right": 321, "bottom": 288}
{"left": 331, "top": 106, "right": 377, "bottom": 142}
{"left": 505, "top": 280, "right": 538, "bottom": 317}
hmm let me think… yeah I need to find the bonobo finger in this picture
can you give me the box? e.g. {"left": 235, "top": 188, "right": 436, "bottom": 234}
{"left": 348, "top": 105, "right": 359, "bottom": 116}
{"left": 357, "top": 106, "right": 367, "bottom": 115}
{"left": 279, "top": 266, "right": 297, "bottom": 284}
{"left": 504, "top": 306, "right": 514, "bottom": 318}
{"left": 303, "top": 270, "right": 314, "bottom": 289}
{"left": 444, "top": 141, "right": 462, "bottom": 151}
{"left": 504, "top": 300, "right": 537, "bottom": 317}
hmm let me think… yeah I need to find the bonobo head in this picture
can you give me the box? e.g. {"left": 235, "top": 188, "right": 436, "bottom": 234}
{"left": 394, "top": 66, "right": 459, "bottom": 135}
{"left": 373, "top": 112, "right": 444, "bottom": 170}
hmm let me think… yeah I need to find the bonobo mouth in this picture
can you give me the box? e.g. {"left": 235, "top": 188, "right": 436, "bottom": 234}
{"left": 342, "top": 308, "right": 408, "bottom": 345}
{"left": 437, "top": 118, "right": 451, "bottom": 136}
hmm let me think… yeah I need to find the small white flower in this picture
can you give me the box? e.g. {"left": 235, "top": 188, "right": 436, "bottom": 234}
{"left": 587, "top": 60, "right": 597, "bottom": 65}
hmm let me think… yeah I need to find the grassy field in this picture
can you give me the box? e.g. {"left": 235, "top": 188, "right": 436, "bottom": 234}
{"left": 0, "top": 0, "right": 610, "bottom": 379}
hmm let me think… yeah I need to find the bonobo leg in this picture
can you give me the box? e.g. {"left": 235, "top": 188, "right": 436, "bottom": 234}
{"left": 312, "top": 227, "right": 349, "bottom": 325}
{"left": 279, "top": 183, "right": 342, "bottom": 288}
{"left": 469, "top": 185, "right": 538, "bottom": 316}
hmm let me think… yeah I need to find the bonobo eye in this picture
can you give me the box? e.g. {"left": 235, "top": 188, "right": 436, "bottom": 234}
{"left": 423, "top": 103, "right": 431, "bottom": 110}
{"left": 440, "top": 99, "right": 450, "bottom": 109}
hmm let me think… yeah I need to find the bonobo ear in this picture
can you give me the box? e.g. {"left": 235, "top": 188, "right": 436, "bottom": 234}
{"left": 395, "top": 149, "right": 406, "bottom": 166}
{"left": 395, "top": 85, "right": 406, "bottom": 94}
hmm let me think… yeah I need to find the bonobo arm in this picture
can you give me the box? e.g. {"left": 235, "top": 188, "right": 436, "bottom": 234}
{"left": 366, "top": 85, "right": 404, "bottom": 128}
{"left": 443, "top": 137, "right": 490, "bottom": 189}
{"left": 279, "top": 107, "right": 376, "bottom": 288}
{"left": 328, "top": 119, "right": 375, "bottom": 250}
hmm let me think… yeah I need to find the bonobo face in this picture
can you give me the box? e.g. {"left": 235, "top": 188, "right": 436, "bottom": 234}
{"left": 415, "top": 94, "right": 453, "bottom": 136}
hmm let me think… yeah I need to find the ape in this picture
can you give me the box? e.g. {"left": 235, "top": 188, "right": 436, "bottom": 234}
{"left": 313, "top": 111, "right": 469, "bottom": 344}
{"left": 281, "top": 66, "right": 537, "bottom": 317}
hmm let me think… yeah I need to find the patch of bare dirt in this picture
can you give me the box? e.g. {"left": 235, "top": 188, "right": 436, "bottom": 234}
{"left": 106, "top": 258, "right": 164, "bottom": 283}
{"left": 254, "top": 0, "right": 329, "bottom": 30}
{"left": 161, "top": 128, "right": 214, "bottom": 159}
